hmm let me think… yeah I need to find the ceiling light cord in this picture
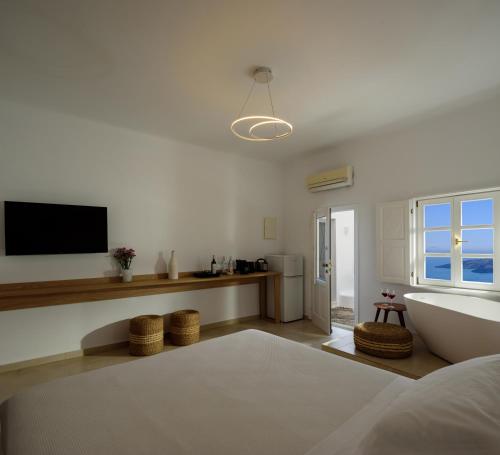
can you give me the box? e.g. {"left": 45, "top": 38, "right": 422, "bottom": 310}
{"left": 237, "top": 79, "right": 256, "bottom": 118}
{"left": 266, "top": 73, "right": 276, "bottom": 118}
{"left": 265, "top": 73, "right": 278, "bottom": 136}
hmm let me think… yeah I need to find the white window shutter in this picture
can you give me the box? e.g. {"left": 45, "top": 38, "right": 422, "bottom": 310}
{"left": 376, "top": 200, "right": 411, "bottom": 284}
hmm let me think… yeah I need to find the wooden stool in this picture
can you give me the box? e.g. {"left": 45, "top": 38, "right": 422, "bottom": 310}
{"left": 129, "top": 315, "right": 164, "bottom": 356}
{"left": 354, "top": 322, "right": 413, "bottom": 359}
{"left": 374, "top": 302, "right": 407, "bottom": 327}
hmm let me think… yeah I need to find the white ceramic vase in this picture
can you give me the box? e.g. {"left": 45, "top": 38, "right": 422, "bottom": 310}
{"left": 168, "top": 250, "right": 179, "bottom": 280}
{"left": 122, "top": 268, "right": 133, "bottom": 283}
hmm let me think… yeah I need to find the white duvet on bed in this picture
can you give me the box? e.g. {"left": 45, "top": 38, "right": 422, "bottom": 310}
{"left": 1, "top": 329, "right": 411, "bottom": 455}
{"left": 307, "top": 353, "right": 500, "bottom": 455}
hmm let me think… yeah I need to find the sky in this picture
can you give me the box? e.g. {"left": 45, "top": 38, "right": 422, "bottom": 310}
{"left": 425, "top": 199, "right": 494, "bottom": 254}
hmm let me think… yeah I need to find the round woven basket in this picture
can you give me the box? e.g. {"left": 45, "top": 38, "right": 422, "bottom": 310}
{"left": 170, "top": 310, "right": 200, "bottom": 346}
{"left": 129, "top": 315, "right": 164, "bottom": 356}
{"left": 354, "top": 322, "right": 413, "bottom": 359}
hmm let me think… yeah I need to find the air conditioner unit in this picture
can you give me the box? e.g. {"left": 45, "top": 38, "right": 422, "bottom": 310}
{"left": 306, "top": 166, "right": 353, "bottom": 192}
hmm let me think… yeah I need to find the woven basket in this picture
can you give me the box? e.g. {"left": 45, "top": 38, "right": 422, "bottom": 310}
{"left": 170, "top": 310, "right": 200, "bottom": 346}
{"left": 354, "top": 322, "right": 413, "bottom": 359}
{"left": 129, "top": 315, "right": 164, "bottom": 356}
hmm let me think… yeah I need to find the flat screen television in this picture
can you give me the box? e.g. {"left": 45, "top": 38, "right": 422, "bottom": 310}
{"left": 4, "top": 201, "right": 108, "bottom": 255}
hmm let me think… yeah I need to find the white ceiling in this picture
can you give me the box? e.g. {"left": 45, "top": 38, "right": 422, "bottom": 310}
{"left": 1, "top": 0, "right": 500, "bottom": 161}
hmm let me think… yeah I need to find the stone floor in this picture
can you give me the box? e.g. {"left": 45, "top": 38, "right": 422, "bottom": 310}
{"left": 331, "top": 306, "right": 355, "bottom": 326}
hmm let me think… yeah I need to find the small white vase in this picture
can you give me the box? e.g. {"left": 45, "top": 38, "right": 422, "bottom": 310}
{"left": 168, "top": 250, "right": 179, "bottom": 280}
{"left": 122, "top": 268, "right": 133, "bottom": 283}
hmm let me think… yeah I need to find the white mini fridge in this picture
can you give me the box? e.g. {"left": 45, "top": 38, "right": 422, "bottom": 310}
{"left": 265, "top": 254, "right": 304, "bottom": 322}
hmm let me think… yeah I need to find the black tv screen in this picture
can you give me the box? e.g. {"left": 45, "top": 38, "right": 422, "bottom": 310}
{"left": 4, "top": 201, "right": 108, "bottom": 255}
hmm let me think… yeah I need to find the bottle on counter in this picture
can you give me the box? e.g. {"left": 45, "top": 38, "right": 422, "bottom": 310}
{"left": 211, "top": 255, "right": 217, "bottom": 275}
{"left": 168, "top": 250, "right": 179, "bottom": 280}
{"left": 227, "top": 256, "right": 234, "bottom": 275}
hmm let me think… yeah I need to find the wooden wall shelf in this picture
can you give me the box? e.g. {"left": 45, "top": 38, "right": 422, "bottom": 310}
{"left": 0, "top": 271, "right": 282, "bottom": 322}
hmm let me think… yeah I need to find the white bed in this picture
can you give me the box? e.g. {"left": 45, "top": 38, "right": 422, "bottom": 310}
{"left": 1, "top": 329, "right": 413, "bottom": 454}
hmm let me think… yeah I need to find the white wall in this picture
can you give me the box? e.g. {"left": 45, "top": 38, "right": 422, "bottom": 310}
{"left": 0, "top": 100, "right": 285, "bottom": 365}
{"left": 331, "top": 210, "right": 354, "bottom": 309}
{"left": 285, "top": 92, "right": 500, "bottom": 326}
{"left": 3, "top": 89, "right": 500, "bottom": 364}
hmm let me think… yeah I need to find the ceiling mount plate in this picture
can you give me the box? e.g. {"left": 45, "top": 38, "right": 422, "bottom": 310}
{"left": 253, "top": 67, "right": 273, "bottom": 84}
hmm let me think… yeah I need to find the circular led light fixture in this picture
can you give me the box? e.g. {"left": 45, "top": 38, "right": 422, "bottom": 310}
{"left": 230, "top": 67, "right": 292, "bottom": 142}
{"left": 231, "top": 116, "right": 293, "bottom": 142}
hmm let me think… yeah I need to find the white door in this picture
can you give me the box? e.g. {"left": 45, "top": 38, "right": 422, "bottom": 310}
{"left": 312, "top": 208, "right": 332, "bottom": 334}
{"left": 330, "top": 218, "right": 337, "bottom": 307}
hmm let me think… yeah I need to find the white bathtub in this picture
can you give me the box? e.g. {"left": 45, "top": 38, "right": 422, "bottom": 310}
{"left": 404, "top": 292, "right": 500, "bottom": 363}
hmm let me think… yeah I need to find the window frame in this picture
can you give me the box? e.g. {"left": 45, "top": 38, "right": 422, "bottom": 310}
{"left": 417, "top": 196, "right": 453, "bottom": 287}
{"left": 415, "top": 189, "right": 500, "bottom": 291}
{"left": 315, "top": 215, "right": 328, "bottom": 283}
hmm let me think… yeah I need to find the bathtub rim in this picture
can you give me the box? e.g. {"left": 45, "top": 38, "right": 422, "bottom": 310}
{"left": 404, "top": 292, "right": 500, "bottom": 323}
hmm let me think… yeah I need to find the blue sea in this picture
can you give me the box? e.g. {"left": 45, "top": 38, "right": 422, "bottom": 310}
{"left": 425, "top": 257, "right": 493, "bottom": 283}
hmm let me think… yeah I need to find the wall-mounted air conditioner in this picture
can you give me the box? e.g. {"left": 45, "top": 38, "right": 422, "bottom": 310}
{"left": 306, "top": 166, "right": 353, "bottom": 192}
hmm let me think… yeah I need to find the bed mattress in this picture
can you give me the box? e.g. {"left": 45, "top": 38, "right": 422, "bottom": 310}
{"left": 1, "top": 329, "right": 412, "bottom": 455}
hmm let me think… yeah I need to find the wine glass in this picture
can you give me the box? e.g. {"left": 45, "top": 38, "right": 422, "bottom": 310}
{"left": 381, "top": 289, "right": 389, "bottom": 303}
{"left": 388, "top": 290, "right": 396, "bottom": 306}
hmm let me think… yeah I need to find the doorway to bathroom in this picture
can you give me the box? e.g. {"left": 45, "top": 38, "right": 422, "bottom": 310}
{"left": 330, "top": 208, "right": 358, "bottom": 328}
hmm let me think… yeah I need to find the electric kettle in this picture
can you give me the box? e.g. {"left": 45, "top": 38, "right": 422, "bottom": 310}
{"left": 255, "top": 258, "right": 268, "bottom": 272}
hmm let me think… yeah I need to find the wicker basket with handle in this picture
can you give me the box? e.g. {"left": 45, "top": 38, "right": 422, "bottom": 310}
{"left": 170, "top": 309, "right": 200, "bottom": 346}
{"left": 129, "top": 315, "right": 164, "bottom": 356}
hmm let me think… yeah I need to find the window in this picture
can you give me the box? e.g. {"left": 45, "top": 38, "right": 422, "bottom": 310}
{"left": 416, "top": 190, "right": 500, "bottom": 290}
{"left": 316, "top": 216, "right": 327, "bottom": 282}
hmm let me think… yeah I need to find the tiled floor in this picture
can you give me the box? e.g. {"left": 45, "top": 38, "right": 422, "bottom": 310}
{"left": 0, "top": 318, "right": 333, "bottom": 403}
{"left": 322, "top": 326, "right": 450, "bottom": 379}
{"left": 0, "top": 318, "right": 449, "bottom": 403}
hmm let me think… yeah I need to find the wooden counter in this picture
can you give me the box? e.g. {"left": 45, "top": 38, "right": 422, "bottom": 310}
{"left": 0, "top": 271, "right": 282, "bottom": 322}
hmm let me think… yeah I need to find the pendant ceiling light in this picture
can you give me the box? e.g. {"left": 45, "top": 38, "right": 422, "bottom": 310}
{"left": 231, "top": 67, "right": 292, "bottom": 142}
